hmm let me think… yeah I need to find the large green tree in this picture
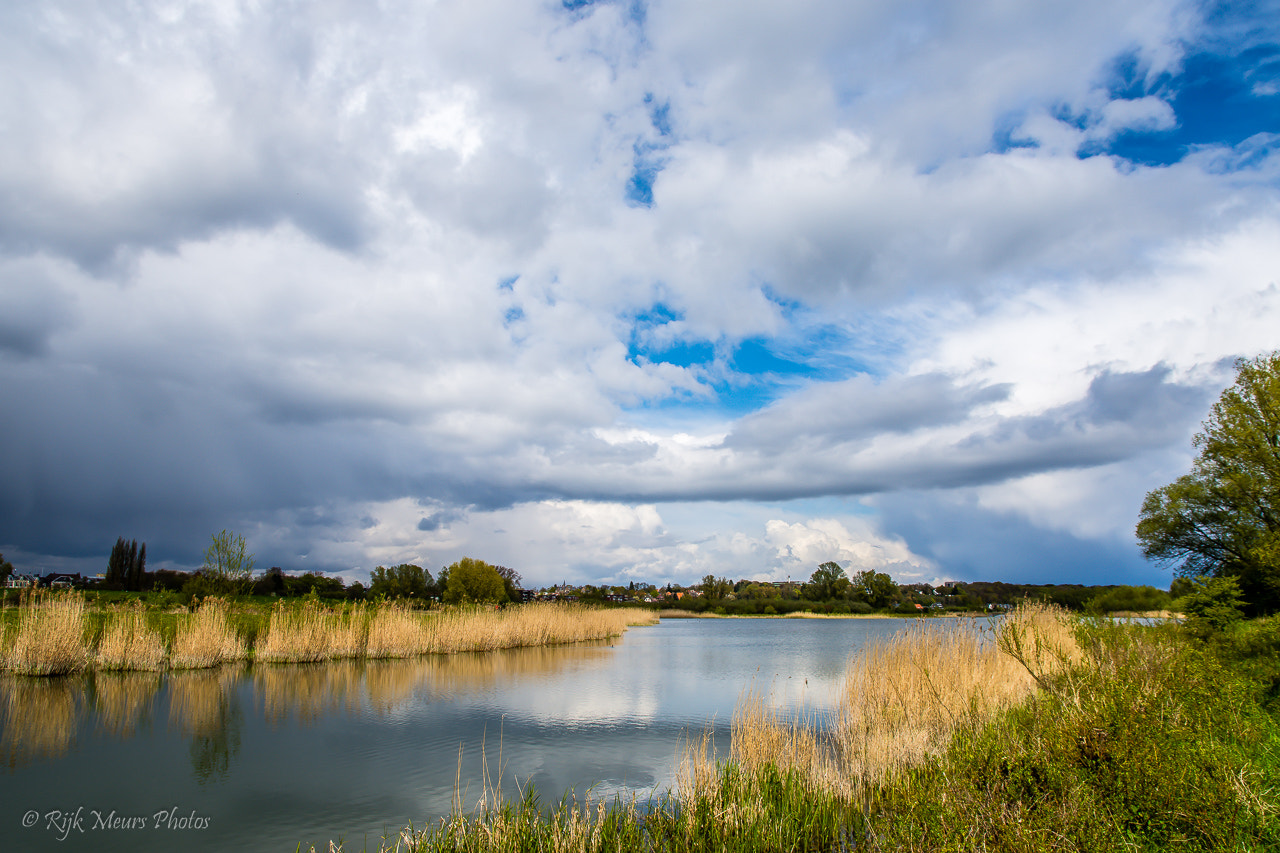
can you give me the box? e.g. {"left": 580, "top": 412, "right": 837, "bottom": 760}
{"left": 442, "top": 557, "right": 508, "bottom": 605}
{"left": 369, "top": 563, "right": 435, "bottom": 600}
{"left": 803, "top": 562, "right": 850, "bottom": 601}
{"left": 1136, "top": 352, "right": 1280, "bottom": 614}
{"left": 851, "top": 569, "right": 899, "bottom": 609}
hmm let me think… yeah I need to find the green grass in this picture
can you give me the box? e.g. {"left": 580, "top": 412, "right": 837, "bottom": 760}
{"left": 872, "top": 619, "right": 1280, "bottom": 850}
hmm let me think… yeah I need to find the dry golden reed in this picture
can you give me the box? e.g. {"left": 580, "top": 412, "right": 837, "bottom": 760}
{"left": 423, "top": 603, "right": 656, "bottom": 654}
{"left": 170, "top": 598, "right": 247, "bottom": 669}
{"left": 364, "top": 602, "right": 655, "bottom": 658}
{"left": 96, "top": 603, "right": 167, "bottom": 671}
{"left": 714, "top": 603, "right": 1080, "bottom": 799}
{"left": 4, "top": 592, "right": 90, "bottom": 676}
{"left": 366, "top": 602, "right": 434, "bottom": 658}
{"left": 256, "top": 600, "right": 366, "bottom": 663}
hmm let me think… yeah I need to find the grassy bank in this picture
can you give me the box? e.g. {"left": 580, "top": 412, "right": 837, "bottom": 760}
{"left": 338, "top": 605, "right": 1278, "bottom": 853}
{"left": 0, "top": 592, "right": 656, "bottom": 674}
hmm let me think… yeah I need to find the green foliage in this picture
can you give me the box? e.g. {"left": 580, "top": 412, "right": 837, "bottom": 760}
{"left": 1177, "top": 574, "right": 1246, "bottom": 636}
{"left": 802, "top": 561, "right": 849, "bottom": 601}
{"left": 442, "top": 557, "right": 508, "bottom": 605}
{"left": 699, "top": 574, "right": 732, "bottom": 600}
{"left": 369, "top": 563, "right": 435, "bottom": 600}
{"left": 202, "top": 529, "right": 255, "bottom": 590}
{"left": 0, "top": 552, "right": 13, "bottom": 585}
{"left": 851, "top": 569, "right": 898, "bottom": 608}
{"left": 874, "top": 619, "right": 1280, "bottom": 850}
{"left": 1137, "top": 351, "right": 1280, "bottom": 614}
{"left": 1085, "top": 584, "right": 1171, "bottom": 613}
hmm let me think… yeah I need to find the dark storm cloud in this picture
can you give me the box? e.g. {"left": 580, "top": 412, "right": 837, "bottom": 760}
{"left": 874, "top": 490, "right": 1161, "bottom": 586}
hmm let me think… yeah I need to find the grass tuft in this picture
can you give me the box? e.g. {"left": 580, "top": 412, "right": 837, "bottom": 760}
{"left": 170, "top": 598, "right": 248, "bottom": 669}
{"left": 4, "top": 592, "right": 91, "bottom": 676}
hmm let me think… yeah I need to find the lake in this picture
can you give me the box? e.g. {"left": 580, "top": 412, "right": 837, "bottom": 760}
{"left": 0, "top": 615, "right": 937, "bottom": 851}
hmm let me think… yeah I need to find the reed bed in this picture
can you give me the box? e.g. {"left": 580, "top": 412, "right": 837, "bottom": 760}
{"left": 0, "top": 594, "right": 655, "bottom": 675}
{"left": 170, "top": 598, "right": 248, "bottom": 669}
{"left": 96, "top": 603, "right": 167, "bottom": 671}
{"left": 3, "top": 592, "right": 91, "bottom": 676}
{"left": 423, "top": 603, "right": 657, "bottom": 654}
{"left": 256, "top": 600, "right": 366, "bottom": 663}
{"left": 676, "top": 603, "right": 1082, "bottom": 803}
{"left": 366, "top": 602, "right": 436, "bottom": 658}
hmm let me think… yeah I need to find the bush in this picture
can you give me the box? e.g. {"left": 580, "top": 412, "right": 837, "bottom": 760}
{"left": 874, "top": 620, "right": 1280, "bottom": 850}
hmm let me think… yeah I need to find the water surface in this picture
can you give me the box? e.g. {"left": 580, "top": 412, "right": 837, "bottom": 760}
{"left": 0, "top": 615, "right": 930, "bottom": 851}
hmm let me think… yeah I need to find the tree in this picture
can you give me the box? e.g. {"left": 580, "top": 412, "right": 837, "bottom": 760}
{"left": 369, "top": 564, "right": 435, "bottom": 600}
{"left": 495, "top": 565, "right": 523, "bottom": 601}
{"left": 699, "top": 574, "right": 732, "bottom": 600}
{"left": 851, "top": 569, "right": 899, "bottom": 609}
{"left": 1175, "top": 575, "right": 1245, "bottom": 636}
{"left": 803, "top": 562, "right": 849, "bottom": 601}
{"left": 442, "top": 557, "right": 508, "bottom": 605}
{"left": 1136, "top": 352, "right": 1280, "bottom": 614}
{"left": 203, "top": 529, "right": 255, "bottom": 591}
{"left": 0, "top": 552, "right": 13, "bottom": 586}
{"left": 106, "top": 537, "right": 147, "bottom": 591}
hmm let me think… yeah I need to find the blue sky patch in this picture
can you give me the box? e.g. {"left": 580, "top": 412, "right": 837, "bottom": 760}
{"left": 1105, "top": 49, "right": 1280, "bottom": 165}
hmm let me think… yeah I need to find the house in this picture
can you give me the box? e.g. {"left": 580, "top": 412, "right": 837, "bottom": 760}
{"left": 4, "top": 574, "right": 37, "bottom": 589}
{"left": 44, "top": 573, "right": 81, "bottom": 589}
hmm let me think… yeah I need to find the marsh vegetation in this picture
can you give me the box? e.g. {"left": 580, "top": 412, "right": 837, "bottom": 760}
{"left": 0, "top": 592, "right": 656, "bottom": 674}
{"left": 337, "top": 605, "right": 1279, "bottom": 853}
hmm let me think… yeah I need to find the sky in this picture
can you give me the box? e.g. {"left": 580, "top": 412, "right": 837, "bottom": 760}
{"left": 2, "top": 0, "right": 1278, "bottom": 589}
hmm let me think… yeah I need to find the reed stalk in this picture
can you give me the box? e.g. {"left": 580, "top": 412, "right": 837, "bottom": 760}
{"left": 96, "top": 602, "right": 167, "bottom": 671}
{"left": 256, "top": 600, "right": 367, "bottom": 663}
{"left": 170, "top": 598, "right": 247, "bottom": 669}
{"left": 4, "top": 592, "right": 91, "bottom": 676}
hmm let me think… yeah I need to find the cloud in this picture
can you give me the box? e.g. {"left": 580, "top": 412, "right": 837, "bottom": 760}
{"left": 3, "top": 0, "right": 1278, "bottom": 589}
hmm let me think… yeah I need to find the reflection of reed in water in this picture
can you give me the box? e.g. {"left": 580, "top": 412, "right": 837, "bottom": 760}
{"left": 255, "top": 660, "right": 362, "bottom": 725}
{"left": 362, "top": 658, "right": 436, "bottom": 713}
{"left": 168, "top": 668, "right": 240, "bottom": 735}
{"left": 0, "top": 675, "right": 81, "bottom": 767}
{"left": 361, "top": 642, "right": 614, "bottom": 715}
{"left": 167, "top": 668, "right": 244, "bottom": 783}
{"left": 93, "top": 671, "right": 162, "bottom": 738}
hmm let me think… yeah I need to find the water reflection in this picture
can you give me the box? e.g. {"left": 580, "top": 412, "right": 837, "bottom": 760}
{"left": 1, "top": 619, "right": 922, "bottom": 853}
{"left": 256, "top": 661, "right": 362, "bottom": 725}
{"left": 92, "top": 672, "right": 161, "bottom": 738}
{"left": 0, "top": 675, "right": 83, "bottom": 767}
{"left": 168, "top": 669, "right": 245, "bottom": 783}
